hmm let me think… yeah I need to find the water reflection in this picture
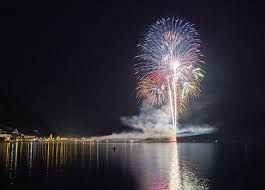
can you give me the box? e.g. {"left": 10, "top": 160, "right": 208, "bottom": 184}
{"left": 9, "top": 142, "right": 18, "bottom": 184}
{"left": 0, "top": 142, "right": 213, "bottom": 189}
{"left": 125, "top": 143, "right": 211, "bottom": 190}
{"left": 168, "top": 144, "right": 182, "bottom": 189}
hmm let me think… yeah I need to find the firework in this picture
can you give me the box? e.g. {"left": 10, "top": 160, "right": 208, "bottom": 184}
{"left": 135, "top": 17, "right": 204, "bottom": 131}
{"left": 136, "top": 74, "right": 167, "bottom": 106}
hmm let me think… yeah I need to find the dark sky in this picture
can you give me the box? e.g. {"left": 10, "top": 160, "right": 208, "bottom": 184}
{"left": 1, "top": 0, "right": 265, "bottom": 139}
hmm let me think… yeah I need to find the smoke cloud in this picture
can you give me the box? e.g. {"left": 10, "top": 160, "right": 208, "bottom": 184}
{"left": 119, "top": 105, "right": 175, "bottom": 138}
{"left": 177, "top": 124, "right": 218, "bottom": 137}
{"left": 91, "top": 94, "right": 218, "bottom": 140}
{"left": 119, "top": 104, "right": 217, "bottom": 138}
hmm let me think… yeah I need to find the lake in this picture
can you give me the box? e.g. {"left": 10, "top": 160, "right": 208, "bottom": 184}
{"left": 0, "top": 142, "right": 264, "bottom": 189}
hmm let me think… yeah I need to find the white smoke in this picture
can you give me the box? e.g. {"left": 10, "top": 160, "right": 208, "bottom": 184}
{"left": 91, "top": 95, "right": 218, "bottom": 141}
{"left": 119, "top": 105, "right": 217, "bottom": 138}
{"left": 119, "top": 105, "right": 176, "bottom": 138}
{"left": 177, "top": 124, "right": 218, "bottom": 137}
{"left": 91, "top": 105, "right": 175, "bottom": 140}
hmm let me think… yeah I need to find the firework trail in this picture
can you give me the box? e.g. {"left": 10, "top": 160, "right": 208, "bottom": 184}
{"left": 135, "top": 18, "right": 204, "bottom": 134}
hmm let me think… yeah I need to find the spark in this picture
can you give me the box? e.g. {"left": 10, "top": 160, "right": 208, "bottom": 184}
{"left": 135, "top": 17, "right": 204, "bottom": 132}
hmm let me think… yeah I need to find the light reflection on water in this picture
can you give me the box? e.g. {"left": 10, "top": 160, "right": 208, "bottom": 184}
{"left": 0, "top": 142, "right": 214, "bottom": 190}
{"left": 124, "top": 143, "right": 211, "bottom": 190}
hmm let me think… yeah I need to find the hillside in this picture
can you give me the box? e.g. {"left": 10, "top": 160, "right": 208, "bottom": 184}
{"left": 0, "top": 94, "right": 49, "bottom": 136}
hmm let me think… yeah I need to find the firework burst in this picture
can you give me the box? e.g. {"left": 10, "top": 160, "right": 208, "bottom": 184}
{"left": 136, "top": 75, "right": 167, "bottom": 106}
{"left": 135, "top": 17, "right": 204, "bottom": 132}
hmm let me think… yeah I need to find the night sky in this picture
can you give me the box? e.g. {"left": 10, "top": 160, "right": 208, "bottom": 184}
{"left": 1, "top": 0, "right": 265, "bottom": 140}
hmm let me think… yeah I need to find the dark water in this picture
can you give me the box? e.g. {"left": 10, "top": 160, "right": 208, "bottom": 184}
{"left": 0, "top": 142, "right": 264, "bottom": 190}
